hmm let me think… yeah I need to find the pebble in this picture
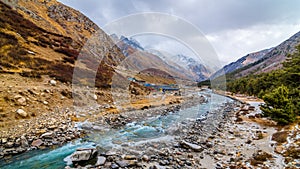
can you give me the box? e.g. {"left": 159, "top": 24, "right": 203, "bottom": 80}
{"left": 20, "top": 136, "right": 29, "bottom": 148}
{"left": 31, "top": 139, "right": 43, "bottom": 147}
{"left": 111, "top": 163, "right": 119, "bottom": 169}
{"left": 14, "top": 95, "right": 26, "bottom": 105}
{"left": 180, "top": 140, "right": 203, "bottom": 152}
{"left": 16, "top": 109, "right": 28, "bottom": 118}
{"left": 142, "top": 155, "right": 150, "bottom": 161}
{"left": 116, "top": 160, "right": 130, "bottom": 167}
{"left": 40, "top": 132, "right": 55, "bottom": 139}
{"left": 96, "top": 156, "right": 106, "bottom": 166}
{"left": 49, "top": 80, "right": 57, "bottom": 86}
{"left": 124, "top": 155, "right": 136, "bottom": 160}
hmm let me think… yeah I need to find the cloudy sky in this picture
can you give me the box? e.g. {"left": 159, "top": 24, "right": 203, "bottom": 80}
{"left": 59, "top": 0, "right": 300, "bottom": 65}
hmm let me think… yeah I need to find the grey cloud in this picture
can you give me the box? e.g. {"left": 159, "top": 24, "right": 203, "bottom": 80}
{"left": 59, "top": 0, "right": 300, "bottom": 33}
{"left": 102, "top": 13, "right": 220, "bottom": 70}
{"left": 58, "top": 0, "right": 300, "bottom": 64}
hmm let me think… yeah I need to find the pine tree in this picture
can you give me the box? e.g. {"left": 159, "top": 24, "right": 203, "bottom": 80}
{"left": 260, "top": 85, "right": 297, "bottom": 125}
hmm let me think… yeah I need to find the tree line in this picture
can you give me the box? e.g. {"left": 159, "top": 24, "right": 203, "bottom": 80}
{"left": 227, "top": 45, "right": 300, "bottom": 125}
{"left": 199, "top": 45, "right": 300, "bottom": 125}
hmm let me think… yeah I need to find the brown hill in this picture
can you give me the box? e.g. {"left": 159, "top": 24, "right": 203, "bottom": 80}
{"left": 0, "top": 0, "right": 128, "bottom": 131}
{"left": 0, "top": 0, "right": 125, "bottom": 88}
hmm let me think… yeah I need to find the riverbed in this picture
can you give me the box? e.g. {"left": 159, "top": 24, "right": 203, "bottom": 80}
{"left": 0, "top": 90, "right": 233, "bottom": 168}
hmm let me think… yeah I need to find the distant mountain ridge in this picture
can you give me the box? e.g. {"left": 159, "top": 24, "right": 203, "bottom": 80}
{"left": 111, "top": 35, "right": 194, "bottom": 81}
{"left": 159, "top": 53, "right": 211, "bottom": 82}
{"left": 113, "top": 35, "right": 212, "bottom": 82}
{"left": 210, "top": 48, "right": 272, "bottom": 79}
{"left": 111, "top": 34, "right": 144, "bottom": 56}
{"left": 210, "top": 31, "right": 300, "bottom": 80}
{"left": 233, "top": 31, "right": 300, "bottom": 77}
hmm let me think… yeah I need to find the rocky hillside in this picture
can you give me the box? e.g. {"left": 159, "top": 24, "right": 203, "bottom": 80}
{"left": 230, "top": 31, "right": 300, "bottom": 78}
{"left": 210, "top": 48, "right": 272, "bottom": 79}
{"left": 0, "top": 0, "right": 125, "bottom": 88}
{"left": 0, "top": 0, "right": 129, "bottom": 133}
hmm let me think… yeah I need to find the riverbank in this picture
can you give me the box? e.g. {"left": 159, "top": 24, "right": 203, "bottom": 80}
{"left": 2, "top": 90, "right": 299, "bottom": 168}
{"left": 66, "top": 92, "right": 299, "bottom": 169}
{"left": 63, "top": 94, "right": 236, "bottom": 168}
{"left": 0, "top": 86, "right": 205, "bottom": 163}
{"left": 213, "top": 90, "right": 263, "bottom": 103}
{"left": 0, "top": 111, "right": 84, "bottom": 160}
{"left": 0, "top": 89, "right": 213, "bottom": 168}
{"left": 214, "top": 92, "right": 300, "bottom": 168}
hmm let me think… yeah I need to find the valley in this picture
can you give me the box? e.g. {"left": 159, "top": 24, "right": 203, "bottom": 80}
{"left": 0, "top": 0, "right": 299, "bottom": 169}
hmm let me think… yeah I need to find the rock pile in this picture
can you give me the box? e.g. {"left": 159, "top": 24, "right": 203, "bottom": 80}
{"left": 0, "top": 114, "right": 83, "bottom": 159}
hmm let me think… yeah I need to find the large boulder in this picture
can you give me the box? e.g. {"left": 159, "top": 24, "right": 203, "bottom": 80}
{"left": 70, "top": 148, "right": 97, "bottom": 163}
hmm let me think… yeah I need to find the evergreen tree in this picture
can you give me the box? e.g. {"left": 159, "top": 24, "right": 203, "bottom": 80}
{"left": 260, "top": 85, "right": 297, "bottom": 125}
